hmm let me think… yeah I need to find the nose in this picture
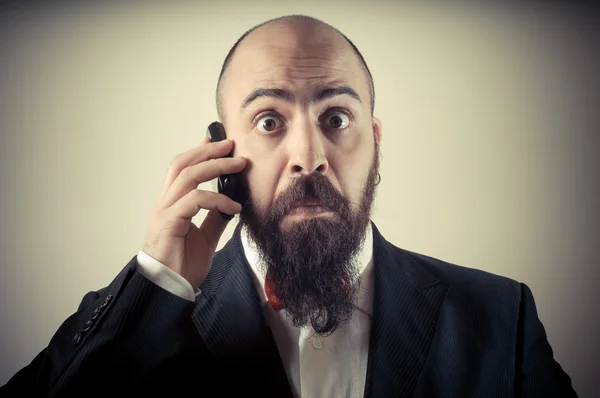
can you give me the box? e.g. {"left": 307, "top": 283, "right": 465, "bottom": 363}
{"left": 286, "top": 121, "right": 329, "bottom": 176}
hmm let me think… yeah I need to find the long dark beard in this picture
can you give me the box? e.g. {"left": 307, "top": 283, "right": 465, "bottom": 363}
{"left": 239, "top": 142, "right": 380, "bottom": 335}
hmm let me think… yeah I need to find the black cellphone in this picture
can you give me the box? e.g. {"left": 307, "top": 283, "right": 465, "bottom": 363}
{"left": 206, "top": 121, "right": 239, "bottom": 220}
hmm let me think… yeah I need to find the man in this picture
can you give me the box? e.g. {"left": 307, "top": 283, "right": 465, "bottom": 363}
{"left": 1, "top": 14, "right": 577, "bottom": 398}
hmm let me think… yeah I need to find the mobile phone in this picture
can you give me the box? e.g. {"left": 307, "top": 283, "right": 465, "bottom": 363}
{"left": 206, "top": 121, "right": 239, "bottom": 220}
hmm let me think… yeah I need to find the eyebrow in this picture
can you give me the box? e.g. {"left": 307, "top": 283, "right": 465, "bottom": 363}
{"left": 240, "top": 85, "right": 362, "bottom": 110}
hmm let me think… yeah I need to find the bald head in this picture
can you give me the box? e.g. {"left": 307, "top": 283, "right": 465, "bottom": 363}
{"left": 215, "top": 15, "right": 375, "bottom": 121}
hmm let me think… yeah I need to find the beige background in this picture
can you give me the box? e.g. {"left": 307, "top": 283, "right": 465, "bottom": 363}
{"left": 1, "top": 1, "right": 598, "bottom": 396}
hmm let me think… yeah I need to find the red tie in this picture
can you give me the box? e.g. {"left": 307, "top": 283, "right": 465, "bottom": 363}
{"left": 264, "top": 267, "right": 351, "bottom": 312}
{"left": 264, "top": 266, "right": 283, "bottom": 311}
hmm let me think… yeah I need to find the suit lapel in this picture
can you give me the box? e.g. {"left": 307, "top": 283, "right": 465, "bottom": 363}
{"left": 364, "top": 224, "right": 449, "bottom": 398}
{"left": 192, "top": 224, "right": 293, "bottom": 397}
{"left": 189, "top": 221, "right": 447, "bottom": 397}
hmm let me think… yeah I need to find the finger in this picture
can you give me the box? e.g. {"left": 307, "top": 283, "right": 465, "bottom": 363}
{"left": 161, "top": 139, "right": 234, "bottom": 195}
{"left": 162, "top": 137, "right": 229, "bottom": 194}
{"left": 170, "top": 189, "right": 242, "bottom": 221}
{"left": 161, "top": 156, "right": 247, "bottom": 208}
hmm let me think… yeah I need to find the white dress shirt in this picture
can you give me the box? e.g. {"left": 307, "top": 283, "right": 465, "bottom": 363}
{"left": 136, "top": 223, "right": 374, "bottom": 398}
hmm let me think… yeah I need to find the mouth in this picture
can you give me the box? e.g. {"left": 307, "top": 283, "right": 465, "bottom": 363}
{"left": 289, "top": 205, "right": 329, "bottom": 215}
{"left": 287, "top": 200, "right": 333, "bottom": 217}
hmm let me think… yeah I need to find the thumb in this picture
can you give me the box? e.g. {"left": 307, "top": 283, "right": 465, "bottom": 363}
{"left": 198, "top": 209, "right": 231, "bottom": 253}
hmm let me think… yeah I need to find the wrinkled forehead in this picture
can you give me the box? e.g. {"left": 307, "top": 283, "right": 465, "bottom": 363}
{"left": 222, "top": 26, "right": 368, "bottom": 114}
{"left": 236, "top": 44, "right": 356, "bottom": 88}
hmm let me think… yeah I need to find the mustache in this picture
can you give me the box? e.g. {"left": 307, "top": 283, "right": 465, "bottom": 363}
{"left": 267, "top": 173, "right": 351, "bottom": 221}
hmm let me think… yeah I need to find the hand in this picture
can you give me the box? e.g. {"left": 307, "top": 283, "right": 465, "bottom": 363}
{"left": 142, "top": 137, "right": 247, "bottom": 289}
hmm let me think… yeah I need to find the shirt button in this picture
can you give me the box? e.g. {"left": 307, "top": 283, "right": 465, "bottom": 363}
{"left": 73, "top": 332, "right": 82, "bottom": 345}
{"left": 311, "top": 338, "right": 323, "bottom": 350}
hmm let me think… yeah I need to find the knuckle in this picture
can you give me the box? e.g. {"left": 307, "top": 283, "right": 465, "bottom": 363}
{"left": 191, "top": 189, "right": 203, "bottom": 201}
{"left": 180, "top": 166, "right": 194, "bottom": 181}
{"left": 191, "top": 189, "right": 209, "bottom": 206}
{"left": 169, "top": 154, "right": 183, "bottom": 169}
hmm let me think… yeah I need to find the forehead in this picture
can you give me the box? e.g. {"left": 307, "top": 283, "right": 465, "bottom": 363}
{"left": 222, "top": 23, "right": 368, "bottom": 110}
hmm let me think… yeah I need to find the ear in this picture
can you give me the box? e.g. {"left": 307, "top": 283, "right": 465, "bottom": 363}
{"left": 372, "top": 116, "right": 382, "bottom": 144}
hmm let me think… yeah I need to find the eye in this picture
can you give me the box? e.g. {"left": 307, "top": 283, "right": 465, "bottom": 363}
{"left": 323, "top": 111, "right": 350, "bottom": 130}
{"left": 256, "top": 114, "right": 283, "bottom": 133}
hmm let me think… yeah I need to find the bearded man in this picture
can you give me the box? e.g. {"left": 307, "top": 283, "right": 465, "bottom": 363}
{"left": 1, "top": 15, "right": 577, "bottom": 398}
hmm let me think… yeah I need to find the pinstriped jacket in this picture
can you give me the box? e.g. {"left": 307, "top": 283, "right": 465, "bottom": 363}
{"left": 1, "top": 223, "right": 577, "bottom": 397}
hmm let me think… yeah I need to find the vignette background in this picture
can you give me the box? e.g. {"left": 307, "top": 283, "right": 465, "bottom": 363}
{"left": 1, "top": 1, "right": 598, "bottom": 395}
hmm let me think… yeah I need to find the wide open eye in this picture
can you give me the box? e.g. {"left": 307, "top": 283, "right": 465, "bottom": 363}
{"left": 256, "top": 115, "right": 283, "bottom": 133}
{"left": 323, "top": 111, "right": 350, "bottom": 130}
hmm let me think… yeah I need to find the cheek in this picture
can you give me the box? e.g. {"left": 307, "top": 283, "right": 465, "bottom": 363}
{"left": 245, "top": 153, "right": 287, "bottom": 207}
{"left": 329, "top": 135, "right": 375, "bottom": 204}
{"left": 232, "top": 126, "right": 287, "bottom": 208}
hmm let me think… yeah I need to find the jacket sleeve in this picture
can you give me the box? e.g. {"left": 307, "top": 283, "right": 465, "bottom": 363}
{"left": 518, "top": 283, "right": 578, "bottom": 397}
{"left": 0, "top": 255, "right": 206, "bottom": 397}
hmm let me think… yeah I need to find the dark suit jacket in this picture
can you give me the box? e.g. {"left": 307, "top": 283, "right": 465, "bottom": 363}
{"left": 1, "top": 223, "right": 577, "bottom": 397}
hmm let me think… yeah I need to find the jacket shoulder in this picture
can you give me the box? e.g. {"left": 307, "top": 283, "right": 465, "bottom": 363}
{"left": 383, "top": 240, "right": 523, "bottom": 304}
